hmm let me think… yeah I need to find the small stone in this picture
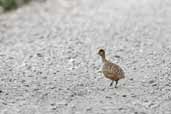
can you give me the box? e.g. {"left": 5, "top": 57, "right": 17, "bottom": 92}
{"left": 39, "top": 71, "right": 42, "bottom": 74}
{"left": 122, "top": 95, "right": 127, "bottom": 97}
{"left": 152, "top": 83, "right": 157, "bottom": 87}
{"left": 9, "top": 79, "right": 12, "bottom": 82}
{"left": 133, "top": 67, "right": 137, "bottom": 70}
{"left": 118, "top": 107, "right": 124, "bottom": 110}
{"left": 114, "top": 55, "right": 121, "bottom": 58}
{"left": 129, "top": 78, "right": 134, "bottom": 81}
{"left": 2, "top": 102, "right": 7, "bottom": 105}
{"left": 149, "top": 80, "right": 155, "bottom": 84}
{"left": 70, "top": 94, "right": 75, "bottom": 97}
{"left": 42, "top": 76, "right": 47, "bottom": 79}
{"left": 51, "top": 103, "right": 55, "bottom": 106}
{"left": 24, "top": 84, "right": 29, "bottom": 87}
{"left": 144, "top": 100, "right": 148, "bottom": 102}
{"left": 79, "top": 83, "right": 84, "bottom": 86}
{"left": 52, "top": 107, "right": 57, "bottom": 110}
{"left": 21, "top": 80, "right": 26, "bottom": 83}
{"left": 29, "top": 55, "right": 33, "bottom": 58}
{"left": 105, "top": 96, "right": 112, "bottom": 99}
{"left": 86, "top": 107, "right": 92, "bottom": 111}
{"left": 134, "top": 112, "right": 138, "bottom": 114}
{"left": 50, "top": 87, "right": 56, "bottom": 89}
{"left": 33, "top": 88, "right": 39, "bottom": 91}
{"left": 37, "top": 53, "right": 43, "bottom": 57}
{"left": 131, "top": 95, "right": 136, "bottom": 98}
{"left": 165, "top": 83, "right": 170, "bottom": 86}
{"left": 27, "top": 66, "right": 32, "bottom": 70}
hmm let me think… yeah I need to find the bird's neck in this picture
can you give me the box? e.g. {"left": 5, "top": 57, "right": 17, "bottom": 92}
{"left": 101, "top": 55, "right": 107, "bottom": 63}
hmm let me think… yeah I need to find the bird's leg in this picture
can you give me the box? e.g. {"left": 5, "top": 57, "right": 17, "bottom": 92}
{"left": 115, "top": 80, "right": 118, "bottom": 88}
{"left": 110, "top": 81, "right": 114, "bottom": 87}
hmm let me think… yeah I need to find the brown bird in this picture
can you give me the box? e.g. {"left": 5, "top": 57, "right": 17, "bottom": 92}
{"left": 98, "top": 49, "right": 125, "bottom": 88}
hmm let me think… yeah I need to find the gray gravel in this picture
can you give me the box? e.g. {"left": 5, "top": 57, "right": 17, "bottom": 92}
{"left": 0, "top": 0, "right": 171, "bottom": 114}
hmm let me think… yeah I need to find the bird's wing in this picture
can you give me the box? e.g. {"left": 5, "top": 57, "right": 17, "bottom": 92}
{"left": 103, "top": 62, "right": 124, "bottom": 76}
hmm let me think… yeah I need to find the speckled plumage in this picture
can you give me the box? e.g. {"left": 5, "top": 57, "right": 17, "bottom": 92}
{"left": 98, "top": 49, "right": 125, "bottom": 88}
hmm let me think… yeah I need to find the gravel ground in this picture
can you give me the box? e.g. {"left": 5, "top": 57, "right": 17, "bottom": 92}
{"left": 0, "top": 0, "right": 171, "bottom": 114}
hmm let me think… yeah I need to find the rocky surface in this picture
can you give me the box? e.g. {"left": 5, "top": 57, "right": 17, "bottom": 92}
{"left": 0, "top": 0, "right": 171, "bottom": 114}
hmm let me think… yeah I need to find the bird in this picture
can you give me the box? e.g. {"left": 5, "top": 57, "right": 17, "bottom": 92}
{"left": 98, "top": 49, "right": 125, "bottom": 88}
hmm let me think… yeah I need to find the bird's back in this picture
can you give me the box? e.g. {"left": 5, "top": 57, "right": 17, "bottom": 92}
{"left": 102, "top": 61, "right": 125, "bottom": 80}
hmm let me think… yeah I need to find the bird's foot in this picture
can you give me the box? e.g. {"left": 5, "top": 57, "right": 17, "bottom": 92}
{"left": 109, "top": 82, "right": 113, "bottom": 87}
{"left": 109, "top": 81, "right": 114, "bottom": 89}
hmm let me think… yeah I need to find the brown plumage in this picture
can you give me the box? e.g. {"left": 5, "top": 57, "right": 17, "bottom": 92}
{"left": 98, "top": 49, "right": 125, "bottom": 88}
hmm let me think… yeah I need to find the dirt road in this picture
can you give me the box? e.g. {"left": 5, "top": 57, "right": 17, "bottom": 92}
{"left": 0, "top": 0, "right": 171, "bottom": 113}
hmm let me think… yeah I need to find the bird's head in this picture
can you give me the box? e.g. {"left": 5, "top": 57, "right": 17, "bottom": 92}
{"left": 98, "top": 49, "right": 105, "bottom": 57}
